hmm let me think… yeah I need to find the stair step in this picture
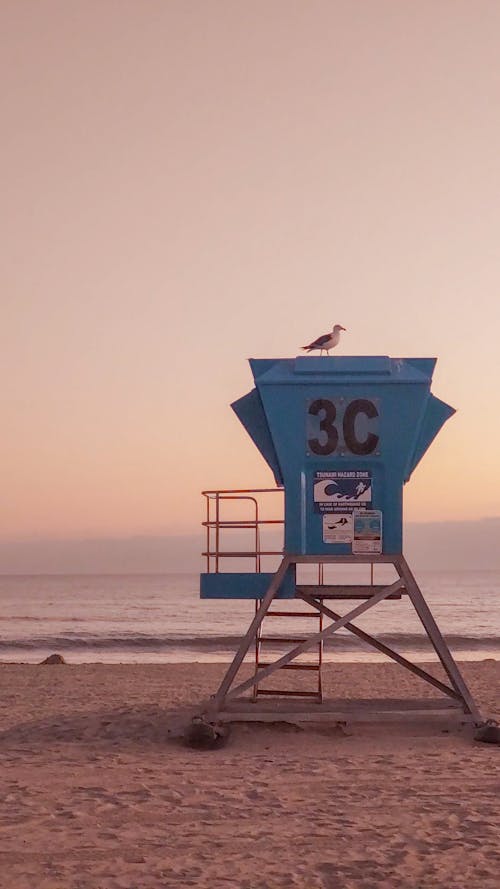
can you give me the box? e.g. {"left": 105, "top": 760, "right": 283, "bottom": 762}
{"left": 258, "top": 663, "right": 320, "bottom": 671}
{"left": 255, "top": 689, "right": 321, "bottom": 698}
{"left": 258, "top": 636, "right": 308, "bottom": 644}
{"left": 297, "top": 584, "right": 403, "bottom": 600}
{"left": 266, "top": 610, "right": 319, "bottom": 618}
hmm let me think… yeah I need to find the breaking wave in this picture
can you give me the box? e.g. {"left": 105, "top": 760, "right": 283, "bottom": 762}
{"left": 0, "top": 632, "right": 498, "bottom": 653}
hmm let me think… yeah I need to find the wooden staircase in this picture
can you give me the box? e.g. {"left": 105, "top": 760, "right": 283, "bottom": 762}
{"left": 252, "top": 601, "right": 323, "bottom": 702}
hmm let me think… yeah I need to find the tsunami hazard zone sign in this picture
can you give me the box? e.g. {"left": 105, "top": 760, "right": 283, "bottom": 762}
{"left": 313, "top": 471, "right": 372, "bottom": 514}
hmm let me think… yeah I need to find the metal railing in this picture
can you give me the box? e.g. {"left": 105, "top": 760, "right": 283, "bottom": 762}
{"left": 202, "top": 488, "right": 284, "bottom": 573}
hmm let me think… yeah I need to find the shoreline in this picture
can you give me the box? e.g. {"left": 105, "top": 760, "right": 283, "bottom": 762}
{"left": 0, "top": 649, "right": 498, "bottom": 665}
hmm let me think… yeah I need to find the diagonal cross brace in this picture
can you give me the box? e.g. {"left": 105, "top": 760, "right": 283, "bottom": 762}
{"left": 225, "top": 579, "right": 404, "bottom": 702}
{"left": 299, "top": 593, "right": 461, "bottom": 701}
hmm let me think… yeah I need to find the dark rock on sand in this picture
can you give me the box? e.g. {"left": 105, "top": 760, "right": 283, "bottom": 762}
{"left": 40, "top": 653, "right": 66, "bottom": 665}
{"left": 184, "top": 716, "right": 230, "bottom": 749}
{"left": 474, "top": 722, "right": 500, "bottom": 744}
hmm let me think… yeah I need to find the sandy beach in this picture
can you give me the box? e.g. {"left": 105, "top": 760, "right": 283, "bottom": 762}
{"left": 0, "top": 660, "right": 498, "bottom": 888}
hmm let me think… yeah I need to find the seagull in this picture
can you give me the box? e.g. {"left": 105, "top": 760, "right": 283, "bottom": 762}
{"left": 302, "top": 324, "right": 346, "bottom": 355}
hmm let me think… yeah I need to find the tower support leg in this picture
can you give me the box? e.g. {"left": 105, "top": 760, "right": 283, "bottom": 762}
{"left": 395, "top": 555, "right": 482, "bottom": 722}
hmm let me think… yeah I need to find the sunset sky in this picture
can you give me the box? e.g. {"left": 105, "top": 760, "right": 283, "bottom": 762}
{"left": 2, "top": 1, "right": 500, "bottom": 543}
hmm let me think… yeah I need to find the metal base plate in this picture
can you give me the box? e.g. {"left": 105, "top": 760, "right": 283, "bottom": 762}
{"left": 210, "top": 696, "right": 472, "bottom": 724}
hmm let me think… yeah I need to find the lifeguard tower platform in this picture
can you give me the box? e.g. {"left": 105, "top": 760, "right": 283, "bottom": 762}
{"left": 197, "top": 355, "right": 484, "bottom": 731}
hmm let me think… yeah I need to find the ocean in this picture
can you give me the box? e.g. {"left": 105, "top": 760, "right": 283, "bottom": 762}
{"left": 0, "top": 571, "right": 498, "bottom": 664}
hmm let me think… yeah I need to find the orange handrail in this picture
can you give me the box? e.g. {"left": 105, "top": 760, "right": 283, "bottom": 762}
{"left": 202, "top": 488, "right": 284, "bottom": 573}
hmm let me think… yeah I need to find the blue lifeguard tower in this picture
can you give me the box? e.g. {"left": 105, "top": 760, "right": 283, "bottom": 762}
{"left": 198, "top": 355, "right": 482, "bottom": 730}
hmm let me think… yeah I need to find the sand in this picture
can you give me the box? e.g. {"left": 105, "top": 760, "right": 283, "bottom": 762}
{"left": 0, "top": 660, "right": 498, "bottom": 888}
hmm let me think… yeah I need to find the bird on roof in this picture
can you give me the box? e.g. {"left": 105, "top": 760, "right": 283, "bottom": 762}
{"left": 302, "top": 324, "right": 346, "bottom": 355}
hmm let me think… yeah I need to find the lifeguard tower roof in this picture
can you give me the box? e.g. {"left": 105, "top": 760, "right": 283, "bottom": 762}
{"left": 231, "top": 355, "right": 455, "bottom": 556}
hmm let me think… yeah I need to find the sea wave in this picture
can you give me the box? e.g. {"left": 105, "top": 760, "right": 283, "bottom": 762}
{"left": 0, "top": 632, "right": 498, "bottom": 652}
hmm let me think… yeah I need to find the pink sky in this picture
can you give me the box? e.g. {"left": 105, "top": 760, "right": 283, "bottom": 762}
{"left": 2, "top": 1, "right": 500, "bottom": 540}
